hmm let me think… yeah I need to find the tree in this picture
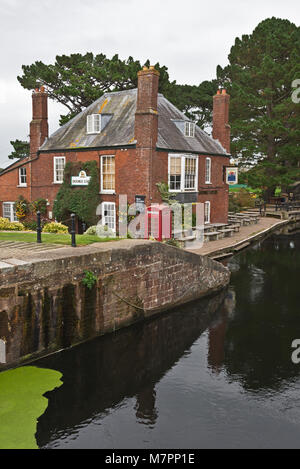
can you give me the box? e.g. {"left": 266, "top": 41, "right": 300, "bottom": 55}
{"left": 8, "top": 140, "right": 30, "bottom": 160}
{"left": 17, "top": 53, "right": 216, "bottom": 127}
{"left": 217, "top": 17, "right": 300, "bottom": 194}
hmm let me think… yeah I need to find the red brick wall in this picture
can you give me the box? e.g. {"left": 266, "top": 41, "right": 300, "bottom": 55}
{"left": 0, "top": 148, "right": 228, "bottom": 224}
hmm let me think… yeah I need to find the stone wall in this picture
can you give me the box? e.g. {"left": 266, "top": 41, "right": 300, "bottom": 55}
{"left": 0, "top": 240, "right": 230, "bottom": 368}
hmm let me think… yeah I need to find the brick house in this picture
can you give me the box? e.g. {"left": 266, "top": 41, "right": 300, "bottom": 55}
{"left": 0, "top": 66, "right": 231, "bottom": 232}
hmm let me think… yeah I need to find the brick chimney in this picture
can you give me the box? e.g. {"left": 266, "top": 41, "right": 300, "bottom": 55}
{"left": 134, "top": 66, "right": 160, "bottom": 202}
{"left": 135, "top": 66, "right": 160, "bottom": 148}
{"left": 212, "top": 89, "right": 230, "bottom": 154}
{"left": 30, "top": 86, "right": 48, "bottom": 157}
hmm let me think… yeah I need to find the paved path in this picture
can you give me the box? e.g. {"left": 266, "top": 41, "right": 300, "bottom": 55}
{"left": 187, "top": 217, "right": 288, "bottom": 257}
{"left": 0, "top": 241, "right": 69, "bottom": 261}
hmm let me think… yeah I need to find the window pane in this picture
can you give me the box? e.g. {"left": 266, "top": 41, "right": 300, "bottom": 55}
{"left": 103, "top": 203, "right": 116, "bottom": 230}
{"left": 169, "top": 157, "right": 181, "bottom": 190}
{"left": 184, "top": 157, "right": 196, "bottom": 190}
{"left": 19, "top": 167, "right": 27, "bottom": 185}
{"left": 3, "top": 203, "right": 11, "bottom": 220}
{"left": 102, "top": 156, "right": 115, "bottom": 191}
{"left": 205, "top": 202, "right": 210, "bottom": 223}
{"left": 54, "top": 158, "right": 65, "bottom": 183}
{"left": 205, "top": 158, "right": 211, "bottom": 183}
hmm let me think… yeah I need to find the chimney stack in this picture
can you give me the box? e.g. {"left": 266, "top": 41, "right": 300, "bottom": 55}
{"left": 135, "top": 66, "right": 160, "bottom": 148}
{"left": 30, "top": 87, "right": 48, "bottom": 157}
{"left": 212, "top": 88, "right": 230, "bottom": 154}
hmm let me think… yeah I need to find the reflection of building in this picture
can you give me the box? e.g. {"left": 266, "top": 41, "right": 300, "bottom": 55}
{"left": 36, "top": 291, "right": 226, "bottom": 446}
{"left": 0, "top": 68, "right": 231, "bottom": 230}
{"left": 135, "top": 386, "right": 158, "bottom": 427}
{"left": 208, "top": 289, "right": 236, "bottom": 373}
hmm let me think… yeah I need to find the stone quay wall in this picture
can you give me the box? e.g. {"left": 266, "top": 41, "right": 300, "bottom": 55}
{"left": 0, "top": 240, "right": 230, "bottom": 368}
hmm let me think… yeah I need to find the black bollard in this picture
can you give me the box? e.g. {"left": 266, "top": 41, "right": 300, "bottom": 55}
{"left": 71, "top": 213, "right": 76, "bottom": 247}
{"left": 37, "top": 211, "right": 42, "bottom": 243}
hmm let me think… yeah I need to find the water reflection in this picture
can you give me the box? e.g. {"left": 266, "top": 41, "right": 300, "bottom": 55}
{"left": 36, "top": 291, "right": 227, "bottom": 447}
{"left": 34, "top": 231, "right": 300, "bottom": 449}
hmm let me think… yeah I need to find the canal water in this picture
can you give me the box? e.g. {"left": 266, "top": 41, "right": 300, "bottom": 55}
{"left": 35, "top": 230, "right": 300, "bottom": 449}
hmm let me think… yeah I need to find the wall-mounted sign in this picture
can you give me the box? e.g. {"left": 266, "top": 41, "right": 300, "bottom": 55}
{"left": 225, "top": 167, "right": 238, "bottom": 185}
{"left": 135, "top": 195, "right": 146, "bottom": 213}
{"left": 71, "top": 170, "right": 91, "bottom": 186}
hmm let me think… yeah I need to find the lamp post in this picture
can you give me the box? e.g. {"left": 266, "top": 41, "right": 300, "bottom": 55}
{"left": 37, "top": 211, "right": 42, "bottom": 243}
{"left": 71, "top": 213, "right": 76, "bottom": 247}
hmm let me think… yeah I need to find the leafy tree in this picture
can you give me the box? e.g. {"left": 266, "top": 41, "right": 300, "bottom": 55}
{"left": 17, "top": 53, "right": 215, "bottom": 127}
{"left": 53, "top": 160, "right": 100, "bottom": 226}
{"left": 8, "top": 140, "right": 30, "bottom": 160}
{"left": 172, "top": 80, "right": 218, "bottom": 129}
{"left": 217, "top": 17, "right": 300, "bottom": 194}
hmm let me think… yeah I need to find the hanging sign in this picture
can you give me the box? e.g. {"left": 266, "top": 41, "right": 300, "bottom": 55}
{"left": 71, "top": 170, "right": 91, "bottom": 186}
{"left": 225, "top": 167, "right": 239, "bottom": 185}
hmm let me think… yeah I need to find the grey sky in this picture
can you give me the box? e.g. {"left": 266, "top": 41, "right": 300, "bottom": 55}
{"left": 0, "top": 0, "right": 299, "bottom": 168}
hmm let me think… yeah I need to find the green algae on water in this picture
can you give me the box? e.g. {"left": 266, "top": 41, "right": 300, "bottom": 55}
{"left": 0, "top": 366, "right": 62, "bottom": 449}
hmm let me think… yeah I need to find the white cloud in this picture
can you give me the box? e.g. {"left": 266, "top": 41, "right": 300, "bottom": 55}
{"left": 0, "top": 0, "right": 299, "bottom": 166}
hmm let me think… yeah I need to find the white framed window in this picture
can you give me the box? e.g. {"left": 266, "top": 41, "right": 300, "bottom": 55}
{"left": 101, "top": 155, "right": 115, "bottom": 193}
{"left": 168, "top": 154, "right": 198, "bottom": 192}
{"left": 204, "top": 201, "right": 211, "bottom": 224}
{"left": 205, "top": 157, "right": 212, "bottom": 184}
{"left": 102, "top": 202, "right": 116, "bottom": 232}
{"left": 87, "top": 114, "right": 101, "bottom": 134}
{"left": 18, "top": 167, "right": 27, "bottom": 186}
{"left": 185, "top": 122, "right": 195, "bottom": 137}
{"left": 53, "top": 157, "right": 65, "bottom": 184}
{"left": 3, "top": 202, "right": 18, "bottom": 222}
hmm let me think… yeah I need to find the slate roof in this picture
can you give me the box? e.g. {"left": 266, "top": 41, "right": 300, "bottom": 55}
{"left": 40, "top": 89, "right": 230, "bottom": 157}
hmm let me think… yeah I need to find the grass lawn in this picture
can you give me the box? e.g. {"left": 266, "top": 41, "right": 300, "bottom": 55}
{"left": 0, "top": 231, "right": 119, "bottom": 246}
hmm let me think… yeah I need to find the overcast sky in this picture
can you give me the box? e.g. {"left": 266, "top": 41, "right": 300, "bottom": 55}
{"left": 0, "top": 0, "right": 299, "bottom": 168}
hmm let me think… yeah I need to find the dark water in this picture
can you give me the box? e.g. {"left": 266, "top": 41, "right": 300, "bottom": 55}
{"left": 36, "top": 231, "right": 300, "bottom": 449}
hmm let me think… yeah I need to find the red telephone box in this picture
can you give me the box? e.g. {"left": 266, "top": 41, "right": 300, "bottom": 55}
{"left": 145, "top": 204, "right": 172, "bottom": 241}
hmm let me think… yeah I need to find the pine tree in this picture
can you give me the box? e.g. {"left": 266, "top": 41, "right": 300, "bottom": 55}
{"left": 217, "top": 17, "right": 300, "bottom": 193}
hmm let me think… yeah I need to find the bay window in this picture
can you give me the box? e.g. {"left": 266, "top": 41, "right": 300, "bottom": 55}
{"left": 168, "top": 154, "right": 198, "bottom": 192}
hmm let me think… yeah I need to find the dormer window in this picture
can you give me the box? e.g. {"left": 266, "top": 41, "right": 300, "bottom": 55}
{"left": 87, "top": 114, "right": 101, "bottom": 134}
{"left": 185, "top": 122, "right": 195, "bottom": 137}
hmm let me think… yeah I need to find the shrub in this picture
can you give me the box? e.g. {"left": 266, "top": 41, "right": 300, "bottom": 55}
{"left": 84, "top": 225, "right": 97, "bottom": 236}
{"left": 164, "top": 238, "right": 181, "bottom": 249}
{"left": 95, "top": 224, "right": 115, "bottom": 238}
{"left": 22, "top": 220, "right": 38, "bottom": 231}
{"left": 30, "top": 198, "right": 48, "bottom": 215}
{"left": 0, "top": 217, "right": 25, "bottom": 231}
{"left": 15, "top": 196, "right": 30, "bottom": 221}
{"left": 42, "top": 222, "right": 69, "bottom": 234}
{"left": 229, "top": 189, "right": 255, "bottom": 212}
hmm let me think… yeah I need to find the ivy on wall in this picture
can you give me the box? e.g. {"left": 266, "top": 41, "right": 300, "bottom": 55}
{"left": 53, "top": 161, "right": 100, "bottom": 226}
